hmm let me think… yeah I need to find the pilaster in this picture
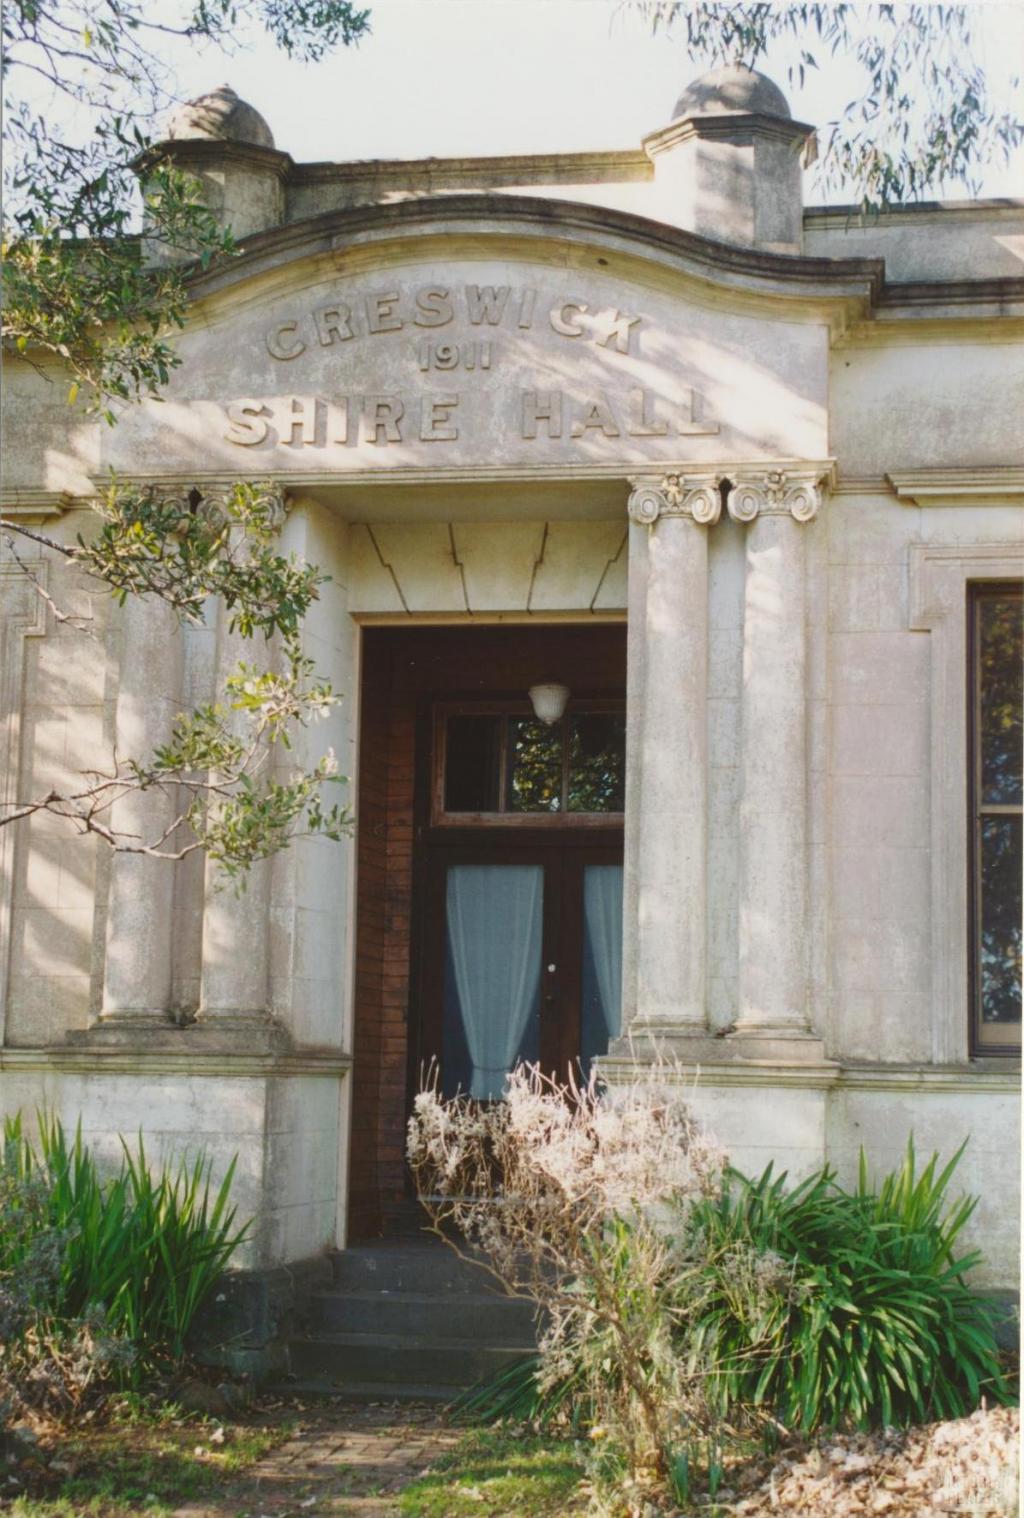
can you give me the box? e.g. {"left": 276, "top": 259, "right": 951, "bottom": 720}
{"left": 84, "top": 482, "right": 293, "bottom": 1054}
{"left": 99, "top": 580, "right": 184, "bottom": 1026}
{"left": 197, "top": 487, "right": 290, "bottom": 1046}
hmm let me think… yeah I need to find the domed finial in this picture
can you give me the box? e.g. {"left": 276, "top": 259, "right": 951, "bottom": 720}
{"left": 166, "top": 84, "right": 275, "bottom": 150}
{"left": 672, "top": 64, "right": 792, "bottom": 123}
{"left": 643, "top": 62, "right": 813, "bottom": 252}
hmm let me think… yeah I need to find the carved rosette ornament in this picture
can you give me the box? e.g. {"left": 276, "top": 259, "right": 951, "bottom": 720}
{"left": 627, "top": 473, "right": 723, "bottom": 526}
{"left": 727, "top": 469, "right": 826, "bottom": 525}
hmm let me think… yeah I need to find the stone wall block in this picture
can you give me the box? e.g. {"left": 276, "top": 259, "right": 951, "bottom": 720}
{"left": 528, "top": 520, "right": 626, "bottom": 611}
{"left": 830, "top": 701, "right": 928, "bottom": 777}
{"left": 830, "top": 631, "right": 930, "bottom": 707}
{"left": 451, "top": 522, "right": 547, "bottom": 611}
{"left": 343, "top": 525, "right": 406, "bottom": 614}
{"left": 370, "top": 523, "right": 466, "bottom": 613}
{"left": 832, "top": 774, "right": 929, "bottom": 851}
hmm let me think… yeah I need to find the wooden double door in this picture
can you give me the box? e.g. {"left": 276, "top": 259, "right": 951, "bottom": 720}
{"left": 416, "top": 837, "right": 624, "bottom": 1098}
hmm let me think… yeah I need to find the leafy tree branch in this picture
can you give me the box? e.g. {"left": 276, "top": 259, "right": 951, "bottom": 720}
{"left": 2, "top": 2, "right": 368, "bottom": 875}
{"left": 2, "top": 0, "right": 370, "bottom": 413}
{"left": 0, "top": 482, "right": 351, "bottom": 878}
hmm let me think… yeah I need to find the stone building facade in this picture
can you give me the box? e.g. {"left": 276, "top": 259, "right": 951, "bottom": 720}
{"left": 2, "top": 70, "right": 1021, "bottom": 1312}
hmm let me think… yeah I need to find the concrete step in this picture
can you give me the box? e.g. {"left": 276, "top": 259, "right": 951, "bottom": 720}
{"left": 330, "top": 1245, "right": 499, "bottom": 1296}
{"left": 288, "top": 1331, "right": 531, "bottom": 1388}
{"left": 310, "top": 1288, "right": 536, "bottom": 1343}
{"left": 270, "top": 1379, "right": 458, "bottom": 1404}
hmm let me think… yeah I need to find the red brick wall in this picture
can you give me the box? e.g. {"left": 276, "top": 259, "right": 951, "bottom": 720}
{"left": 348, "top": 624, "right": 626, "bottom": 1239}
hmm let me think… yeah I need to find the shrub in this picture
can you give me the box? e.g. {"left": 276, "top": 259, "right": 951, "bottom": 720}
{"left": 408, "top": 1060, "right": 725, "bottom": 1486}
{"left": 454, "top": 1136, "right": 1012, "bottom": 1463}
{"left": 688, "top": 1139, "right": 1013, "bottom": 1430}
{"left": 0, "top": 1113, "right": 247, "bottom": 1412}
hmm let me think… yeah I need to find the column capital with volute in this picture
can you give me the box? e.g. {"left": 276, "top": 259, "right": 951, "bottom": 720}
{"left": 195, "top": 480, "right": 290, "bottom": 531}
{"left": 627, "top": 473, "right": 723, "bottom": 527}
{"left": 98, "top": 478, "right": 291, "bottom": 532}
{"left": 727, "top": 465, "right": 832, "bottom": 525}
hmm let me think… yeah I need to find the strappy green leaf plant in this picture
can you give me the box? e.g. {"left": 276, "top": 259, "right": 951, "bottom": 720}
{"left": 1, "top": 1112, "right": 247, "bottom": 1374}
{"left": 457, "top": 1138, "right": 1013, "bottom": 1441}
{"left": 688, "top": 1138, "right": 1012, "bottom": 1430}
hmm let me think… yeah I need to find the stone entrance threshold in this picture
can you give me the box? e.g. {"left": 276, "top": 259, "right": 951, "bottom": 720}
{"left": 173, "top": 1401, "right": 461, "bottom": 1517}
{"left": 285, "top": 1242, "right": 537, "bottom": 1400}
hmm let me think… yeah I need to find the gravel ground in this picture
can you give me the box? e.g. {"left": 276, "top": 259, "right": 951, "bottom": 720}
{"left": 719, "top": 1405, "right": 1019, "bottom": 1517}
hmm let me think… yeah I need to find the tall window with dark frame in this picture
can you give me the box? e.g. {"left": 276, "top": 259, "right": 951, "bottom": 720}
{"left": 969, "top": 584, "right": 1023, "bottom": 1054}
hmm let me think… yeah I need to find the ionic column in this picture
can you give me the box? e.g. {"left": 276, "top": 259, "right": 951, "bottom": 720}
{"left": 619, "top": 515, "right": 648, "bottom": 1028}
{"left": 727, "top": 468, "right": 826, "bottom": 1049}
{"left": 627, "top": 473, "right": 721, "bottom": 1033}
{"left": 100, "top": 589, "right": 184, "bottom": 1024}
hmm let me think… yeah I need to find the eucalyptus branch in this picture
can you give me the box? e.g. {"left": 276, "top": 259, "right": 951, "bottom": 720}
{"left": 5, "top": 480, "right": 326, "bottom": 640}
{"left": 1, "top": 534, "right": 98, "bottom": 637}
{"left": 1, "top": 479, "right": 351, "bottom": 875}
{"left": 627, "top": 2, "right": 1024, "bottom": 209}
{"left": 0, "top": 647, "right": 352, "bottom": 875}
{"left": 2, "top": 4, "right": 368, "bottom": 877}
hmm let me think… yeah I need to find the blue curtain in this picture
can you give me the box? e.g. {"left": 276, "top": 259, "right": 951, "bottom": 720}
{"left": 581, "top": 863, "right": 623, "bottom": 1068}
{"left": 445, "top": 864, "right": 543, "bottom": 1099}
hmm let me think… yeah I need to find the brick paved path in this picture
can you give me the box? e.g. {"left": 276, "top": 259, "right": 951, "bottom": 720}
{"left": 174, "top": 1401, "right": 461, "bottom": 1517}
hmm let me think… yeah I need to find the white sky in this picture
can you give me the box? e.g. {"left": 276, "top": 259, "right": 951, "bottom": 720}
{"left": 158, "top": 0, "right": 1024, "bottom": 201}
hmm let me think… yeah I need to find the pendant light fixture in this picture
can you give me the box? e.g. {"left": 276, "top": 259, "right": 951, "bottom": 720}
{"left": 528, "top": 682, "right": 571, "bottom": 726}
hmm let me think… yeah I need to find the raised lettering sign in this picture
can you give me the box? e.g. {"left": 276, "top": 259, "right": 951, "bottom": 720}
{"left": 106, "top": 261, "right": 830, "bottom": 477}
{"left": 221, "top": 388, "right": 718, "bottom": 449}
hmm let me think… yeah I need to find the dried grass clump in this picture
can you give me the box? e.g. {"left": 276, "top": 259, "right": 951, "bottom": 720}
{"left": 407, "top": 1060, "right": 726, "bottom": 1482}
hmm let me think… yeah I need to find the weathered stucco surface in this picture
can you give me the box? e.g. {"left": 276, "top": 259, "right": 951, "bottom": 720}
{"left": 1, "top": 69, "right": 1021, "bottom": 1292}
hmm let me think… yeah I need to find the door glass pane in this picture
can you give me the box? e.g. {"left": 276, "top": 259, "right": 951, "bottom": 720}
{"left": 444, "top": 714, "right": 502, "bottom": 812}
{"left": 568, "top": 713, "right": 626, "bottom": 812}
{"left": 978, "top": 816, "right": 1022, "bottom": 1040}
{"left": 580, "top": 864, "right": 623, "bottom": 1075}
{"left": 507, "top": 718, "right": 562, "bottom": 812}
{"left": 443, "top": 864, "right": 542, "bottom": 1097}
{"left": 979, "top": 593, "right": 1023, "bottom": 805}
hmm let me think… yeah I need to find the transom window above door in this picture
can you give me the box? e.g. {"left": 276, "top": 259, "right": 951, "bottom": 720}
{"left": 433, "top": 702, "right": 625, "bottom": 825}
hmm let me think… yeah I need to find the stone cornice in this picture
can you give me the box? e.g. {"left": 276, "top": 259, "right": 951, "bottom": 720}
{"left": 0, "top": 488, "right": 75, "bottom": 521}
{"left": 643, "top": 112, "right": 815, "bottom": 162}
{"left": 291, "top": 149, "right": 652, "bottom": 188}
{"left": 90, "top": 459, "right": 832, "bottom": 495}
{"left": 182, "top": 193, "right": 888, "bottom": 319}
{"left": 888, "top": 467, "right": 1024, "bottom": 506}
{"left": 805, "top": 196, "right": 1024, "bottom": 227}
{"left": 0, "top": 1045, "right": 353, "bottom": 1078}
{"left": 599, "top": 1054, "right": 1020, "bottom": 1095}
{"left": 177, "top": 194, "right": 1024, "bottom": 326}
{"left": 628, "top": 473, "right": 722, "bottom": 526}
{"left": 137, "top": 137, "right": 293, "bottom": 181}
{"left": 727, "top": 465, "right": 833, "bottom": 524}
